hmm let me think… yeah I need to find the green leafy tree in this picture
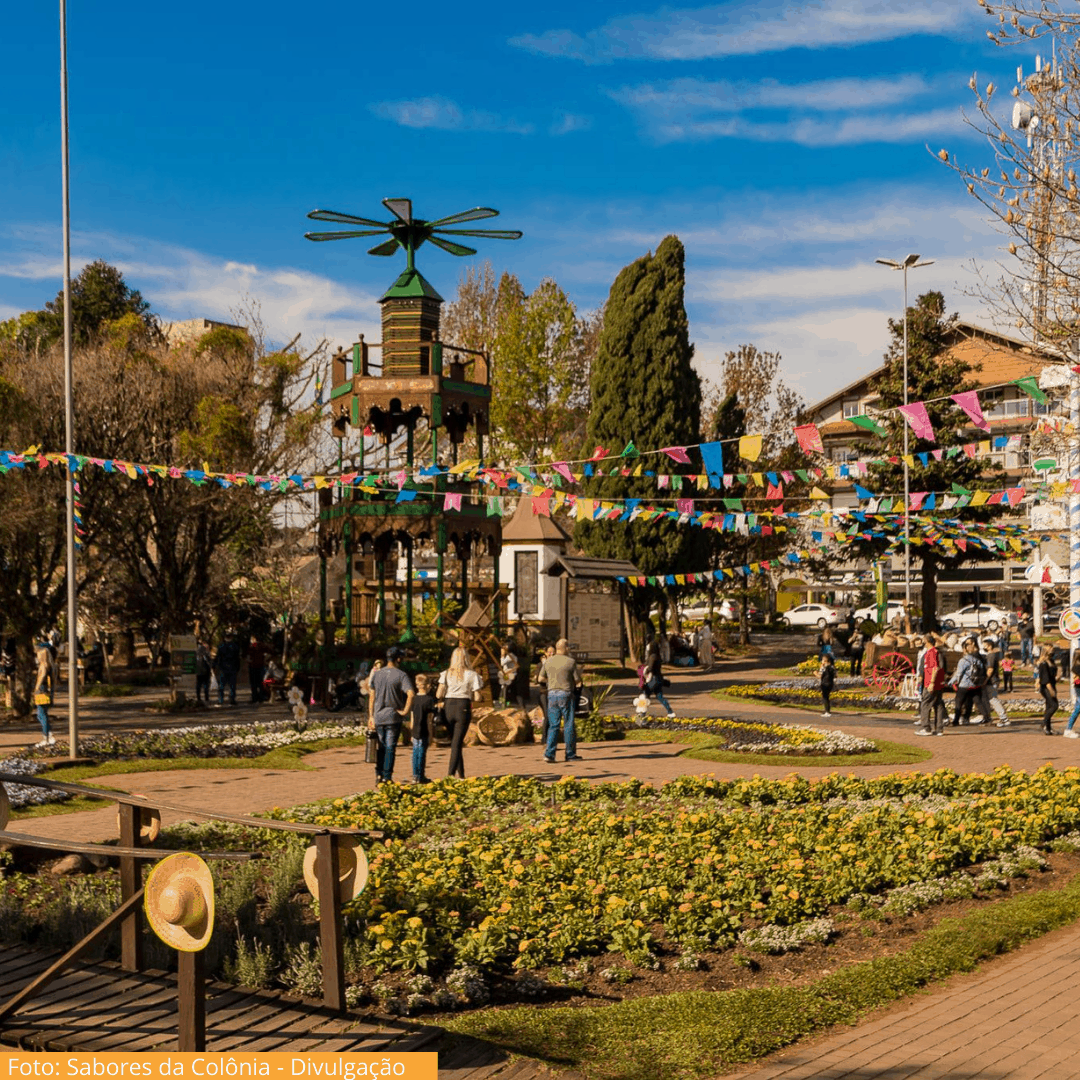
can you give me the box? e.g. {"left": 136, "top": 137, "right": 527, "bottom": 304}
{"left": 441, "top": 263, "right": 596, "bottom": 464}
{"left": 575, "top": 235, "right": 706, "bottom": 657}
{"left": 0, "top": 269, "right": 323, "bottom": 711}
{"left": 849, "top": 291, "right": 1008, "bottom": 627}
{"left": 0, "top": 259, "right": 158, "bottom": 350}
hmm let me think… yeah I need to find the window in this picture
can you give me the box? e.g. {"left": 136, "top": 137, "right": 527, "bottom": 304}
{"left": 843, "top": 399, "right": 861, "bottom": 418}
{"left": 982, "top": 389, "right": 1029, "bottom": 420}
{"left": 514, "top": 551, "right": 539, "bottom": 615}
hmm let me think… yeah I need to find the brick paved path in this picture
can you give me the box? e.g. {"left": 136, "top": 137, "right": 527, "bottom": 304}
{"left": 731, "top": 920, "right": 1080, "bottom": 1080}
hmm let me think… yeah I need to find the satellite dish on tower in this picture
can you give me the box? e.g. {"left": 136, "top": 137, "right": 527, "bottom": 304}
{"left": 1012, "top": 101, "right": 1034, "bottom": 130}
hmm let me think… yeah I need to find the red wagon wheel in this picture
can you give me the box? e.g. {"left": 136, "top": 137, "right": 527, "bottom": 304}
{"left": 865, "top": 651, "right": 914, "bottom": 694}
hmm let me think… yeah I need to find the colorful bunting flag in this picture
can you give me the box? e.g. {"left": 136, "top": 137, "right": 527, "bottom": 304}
{"left": 898, "top": 402, "right": 934, "bottom": 442}
{"left": 951, "top": 390, "right": 990, "bottom": 432}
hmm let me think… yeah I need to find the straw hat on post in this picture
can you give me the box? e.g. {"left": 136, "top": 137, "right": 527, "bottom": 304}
{"left": 116, "top": 801, "right": 161, "bottom": 843}
{"left": 144, "top": 853, "right": 215, "bottom": 952}
{"left": 303, "top": 836, "right": 368, "bottom": 904}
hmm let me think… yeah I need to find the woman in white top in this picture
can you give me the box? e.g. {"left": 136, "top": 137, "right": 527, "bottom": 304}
{"left": 438, "top": 646, "right": 483, "bottom": 778}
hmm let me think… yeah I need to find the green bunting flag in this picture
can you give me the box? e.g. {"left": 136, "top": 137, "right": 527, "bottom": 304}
{"left": 1012, "top": 376, "right": 1048, "bottom": 404}
{"left": 849, "top": 414, "right": 887, "bottom": 436}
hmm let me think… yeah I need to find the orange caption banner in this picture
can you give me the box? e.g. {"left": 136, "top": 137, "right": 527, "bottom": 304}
{"left": 0, "top": 1053, "right": 436, "bottom": 1080}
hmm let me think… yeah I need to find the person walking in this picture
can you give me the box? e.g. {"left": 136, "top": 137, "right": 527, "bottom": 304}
{"left": 536, "top": 645, "right": 555, "bottom": 745}
{"left": 498, "top": 643, "right": 518, "bottom": 708}
{"left": 538, "top": 638, "right": 583, "bottom": 764}
{"left": 819, "top": 653, "right": 836, "bottom": 717}
{"left": 368, "top": 646, "right": 414, "bottom": 783}
{"left": 817, "top": 627, "right": 836, "bottom": 659}
{"left": 1019, "top": 615, "right": 1036, "bottom": 667}
{"left": 698, "top": 621, "right": 714, "bottom": 671}
{"left": 214, "top": 632, "right": 241, "bottom": 707}
{"left": 409, "top": 673, "right": 437, "bottom": 782}
{"left": 976, "top": 635, "right": 1010, "bottom": 727}
{"left": 643, "top": 640, "right": 676, "bottom": 719}
{"left": 33, "top": 639, "right": 55, "bottom": 747}
{"left": 849, "top": 626, "right": 865, "bottom": 677}
{"left": 438, "top": 646, "right": 483, "bottom": 779}
{"left": 195, "top": 639, "right": 212, "bottom": 705}
{"left": 1037, "top": 644, "right": 1059, "bottom": 735}
{"left": 949, "top": 638, "right": 986, "bottom": 726}
{"left": 1001, "top": 651, "right": 1015, "bottom": 692}
{"left": 1062, "top": 650, "right": 1080, "bottom": 738}
{"left": 915, "top": 634, "right": 948, "bottom": 736}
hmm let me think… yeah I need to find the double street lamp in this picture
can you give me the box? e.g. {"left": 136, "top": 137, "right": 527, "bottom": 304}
{"left": 875, "top": 254, "right": 935, "bottom": 613}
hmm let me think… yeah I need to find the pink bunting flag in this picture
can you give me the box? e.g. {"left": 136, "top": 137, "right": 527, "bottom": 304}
{"left": 1006, "top": 487, "right": 1024, "bottom": 507}
{"left": 552, "top": 461, "right": 575, "bottom": 484}
{"left": 898, "top": 402, "right": 934, "bottom": 442}
{"left": 766, "top": 483, "right": 784, "bottom": 500}
{"left": 443, "top": 492, "right": 462, "bottom": 511}
{"left": 909, "top": 492, "right": 927, "bottom": 511}
{"left": 661, "top": 446, "right": 692, "bottom": 464}
{"left": 394, "top": 469, "right": 407, "bottom": 490}
{"left": 675, "top": 498, "right": 694, "bottom": 514}
{"left": 793, "top": 423, "right": 823, "bottom": 455}
{"left": 532, "top": 495, "right": 552, "bottom": 516}
{"left": 951, "top": 391, "right": 990, "bottom": 432}
{"left": 590, "top": 446, "right": 608, "bottom": 461}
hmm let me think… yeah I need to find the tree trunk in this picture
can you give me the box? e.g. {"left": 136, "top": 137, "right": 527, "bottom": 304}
{"left": 10, "top": 637, "right": 34, "bottom": 717}
{"left": 739, "top": 576, "right": 751, "bottom": 646}
{"left": 113, "top": 630, "right": 135, "bottom": 668}
{"left": 920, "top": 552, "right": 939, "bottom": 633}
{"left": 622, "top": 602, "right": 643, "bottom": 667}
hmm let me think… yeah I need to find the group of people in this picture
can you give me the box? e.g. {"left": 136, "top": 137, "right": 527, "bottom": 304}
{"left": 816, "top": 622, "right": 1080, "bottom": 737}
{"left": 358, "top": 638, "right": 586, "bottom": 785}
{"left": 194, "top": 633, "right": 285, "bottom": 707}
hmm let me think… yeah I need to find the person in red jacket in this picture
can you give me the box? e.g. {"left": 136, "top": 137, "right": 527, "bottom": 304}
{"left": 916, "top": 634, "right": 948, "bottom": 736}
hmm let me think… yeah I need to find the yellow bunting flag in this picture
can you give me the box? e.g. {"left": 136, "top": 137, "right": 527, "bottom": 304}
{"left": 576, "top": 498, "right": 594, "bottom": 520}
{"left": 810, "top": 486, "right": 830, "bottom": 499}
{"left": 752, "top": 472, "right": 763, "bottom": 487}
{"left": 739, "top": 434, "right": 763, "bottom": 462}
{"left": 970, "top": 491, "right": 990, "bottom": 506}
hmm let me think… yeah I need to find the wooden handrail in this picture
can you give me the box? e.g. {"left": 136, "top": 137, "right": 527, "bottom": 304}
{"left": 0, "top": 831, "right": 259, "bottom": 860}
{"left": 0, "top": 772, "right": 383, "bottom": 840}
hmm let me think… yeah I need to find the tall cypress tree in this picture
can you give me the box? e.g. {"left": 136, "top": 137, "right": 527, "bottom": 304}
{"left": 575, "top": 236, "right": 705, "bottom": 633}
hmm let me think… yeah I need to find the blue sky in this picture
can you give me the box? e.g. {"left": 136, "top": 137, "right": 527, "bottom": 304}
{"left": 0, "top": 0, "right": 1034, "bottom": 405}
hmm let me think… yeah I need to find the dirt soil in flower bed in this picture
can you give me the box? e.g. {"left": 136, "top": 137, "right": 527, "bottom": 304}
{"left": 405, "top": 850, "right": 1080, "bottom": 1015}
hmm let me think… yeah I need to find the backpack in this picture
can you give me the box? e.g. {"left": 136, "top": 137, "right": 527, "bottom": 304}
{"left": 637, "top": 664, "right": 646, "bottom": 690}
{"left": 969, "top": 653, "right": 987, "bottom": 687}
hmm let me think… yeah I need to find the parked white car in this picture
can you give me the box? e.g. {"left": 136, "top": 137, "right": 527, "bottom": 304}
{"left": 781, "top": 603, "right": 840, "bottom": 628}
{"left": 940, "top": 604, "right": 1014, "bottom": 631}
{"left": 853, "top": 600, "right": 908, "bottom": 624}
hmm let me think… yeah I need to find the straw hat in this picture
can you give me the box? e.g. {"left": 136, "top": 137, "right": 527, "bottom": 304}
{"left": 144, "top": 852, "right": 214, "bottom": 952}
{"left": 116, "top": 799, "right": 161, "bottom": 843}
{"left": 303, "top": 835, "right": 369, "bottom": 904}
{"left": 0, "top": 784, "right": 9, "bottom": 831}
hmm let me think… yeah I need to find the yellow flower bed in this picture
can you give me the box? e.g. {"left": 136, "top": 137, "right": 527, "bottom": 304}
{"left": 273, "top": 766, "right": 1080, "bottom": 975}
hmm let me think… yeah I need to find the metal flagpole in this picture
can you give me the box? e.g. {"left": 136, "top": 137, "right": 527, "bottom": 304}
{"left": 60, "top": 0, "right": 79, "bottom": 756}
{"left": 1070, "top": 370, "right": 1080, "bottom": 701}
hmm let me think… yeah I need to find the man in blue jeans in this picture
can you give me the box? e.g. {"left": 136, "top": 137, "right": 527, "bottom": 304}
{"left": 367, "top": 646, "right": 414, "bottom": 783}
{"left": 538, "top": 638, "right": 583, "bottom": 764}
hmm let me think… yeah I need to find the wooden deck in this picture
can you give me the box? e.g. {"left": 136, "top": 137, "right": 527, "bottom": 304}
{"left": 0, "top": 944, "right": 576, "bottom": 1078}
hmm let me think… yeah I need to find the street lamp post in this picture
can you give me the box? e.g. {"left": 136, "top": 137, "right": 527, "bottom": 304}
{"left": 875, "top": 254, "right": 934, "bottom": 618}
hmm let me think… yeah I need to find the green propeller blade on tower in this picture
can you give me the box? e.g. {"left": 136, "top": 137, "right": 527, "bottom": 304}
{"left": 304, "top": 197, "right": 522, "bottom": 272}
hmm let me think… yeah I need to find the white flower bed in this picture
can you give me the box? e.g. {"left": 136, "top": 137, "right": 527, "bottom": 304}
{"left": 0, "top": 757, "right": 72, "bottom": 809}
{"left": 739, "top": 918, "right": 835, "bottom": 954}
{"left": 724, "top": 726, "right": 876, "bottom": 756}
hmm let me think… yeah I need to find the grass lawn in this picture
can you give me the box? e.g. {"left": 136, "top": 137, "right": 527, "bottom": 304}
{"left": 443, "top": 872, "right": 1080, "bottom": 1079}
{"left": 8, "top": 736, "right": 366, "bottom": 820}
{"left": 624, "top": 729, "right": 932, "bottom": 767}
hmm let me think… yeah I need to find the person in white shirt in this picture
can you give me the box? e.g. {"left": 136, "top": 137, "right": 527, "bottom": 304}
{"left": 438, "top": 647, "right": 483, "bottom": 778}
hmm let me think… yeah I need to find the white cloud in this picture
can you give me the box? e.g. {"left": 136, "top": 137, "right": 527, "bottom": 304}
{"left": 0, "top": 231, "right": 382, "bottom": 354}
{"left": 370, "top": 95, "right": 534, "bottom": 134}
{"left": 607, "top": 74, "right": 968, "bottom": 145}
{"left": 511, "top": 0, "right": 979, "bottom": 63}
{"left": 550, "top": 112, "right": 593, "bottom": 135}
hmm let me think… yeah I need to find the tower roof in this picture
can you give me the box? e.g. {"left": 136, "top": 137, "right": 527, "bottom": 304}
{"left": 502, "top": 497, "right": 571, "bottom": 543}
{"left": 380, "top": 268, "right": 443, "bottom": 302}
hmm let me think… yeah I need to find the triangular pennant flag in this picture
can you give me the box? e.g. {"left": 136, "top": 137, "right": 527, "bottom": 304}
{"left": 620, "top": 441, "right": 638, "bottom": 458}
{"left": 849, "top": 414, "right": 887, "bottom": 436}
{"left": 552, "top": 462, "right": 574, "bottom": 484}
{"left": 794, "top": 423, "right": 824, "bottom": 455}
{"left": 951, "top": 390, "right": 990, "bottom": 432}
{"left": 661, "top": 446, "right": 692, "bottom": 464}
{"left": 1013, "top": 376, "right": 1048, "bottom": 404}
{"left": 898, "top": 401, "right": 935, "bottom": 442}
{"left": 699, "top": 441, "right": 724, "bottom": 486}
{"left": 738, "top": 434, "right": 763, "bottom": 462}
